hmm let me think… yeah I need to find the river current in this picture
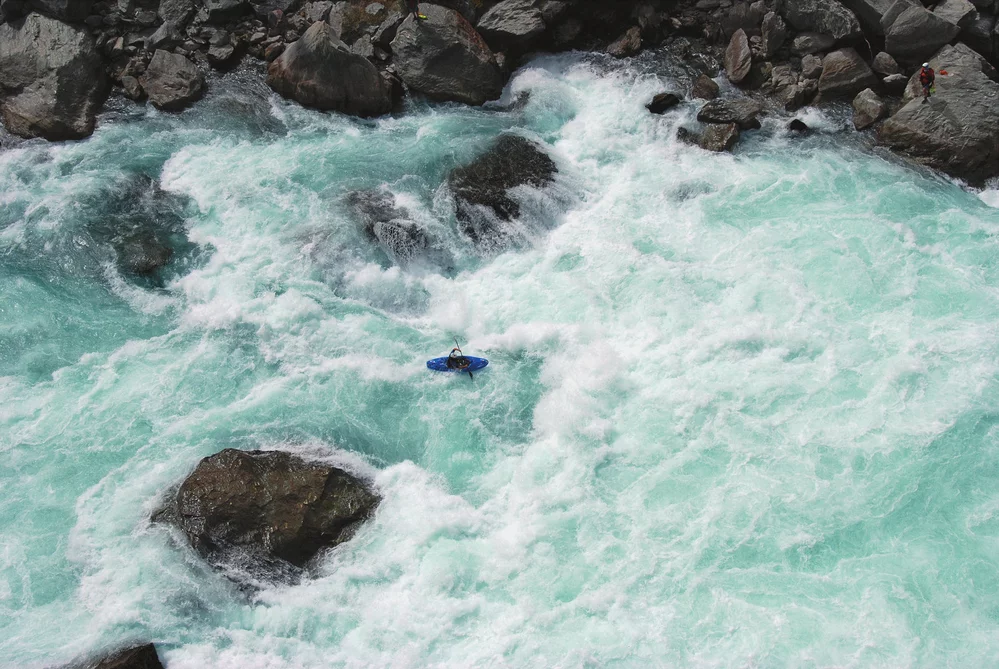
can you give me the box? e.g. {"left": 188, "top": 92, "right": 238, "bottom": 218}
{"left": 3, "top": 51, "right": 999, "bottom": 668}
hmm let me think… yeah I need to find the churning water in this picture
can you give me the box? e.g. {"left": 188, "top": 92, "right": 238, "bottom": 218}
{"left": 3, "top": 51, "right": 999, "bottom": 668}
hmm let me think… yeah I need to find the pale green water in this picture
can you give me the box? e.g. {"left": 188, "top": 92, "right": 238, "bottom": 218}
{"left": 3, "top": 53, "right": 999, "bottom": 667}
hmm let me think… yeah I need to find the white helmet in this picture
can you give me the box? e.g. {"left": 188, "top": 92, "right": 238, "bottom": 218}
{"left": 923, "top": 62, "right": 930, "bottom": 67}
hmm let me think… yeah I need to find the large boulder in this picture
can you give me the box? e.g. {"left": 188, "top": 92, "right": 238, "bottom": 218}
{"left": 475, "top": 0, "right": 546, "bottom": 55}
{"left": 852, "top": 87, "right": 887, "bottom": 129}
{"left": 818, "top": 47, "right": 879, "bottom": 98}
{"left": 838, "top": 0, "right": 895, "bottom": 34}
{"left": 696, "top": 97, "right": 764, "bottom": 129}
{"left": 0, "top": 13, "right": 107, "bottom": 140}
{"left": 345, "top": 190, "right": 437, "bottom": 265}
{"left": 761, "top": 11, "right": 787, "bottom": 58}
{"left": 158, "top": 449, "right": 380, "bottom": 579}
{"left": 880, "top": 42, "right": 999, "bottom": 183}
{"left": 23, "top": 0, "right": 93, "bottom": 21}
{"left": 139, "top": 50, "right": 204, "bottom": 111}
{"left": 962, "top": 13, "right": 994, "bottom": 59}
{"left": 390, "top": 4, "right": 504, "bottom": 106}
{"left": 777, "top": 0, "right": 862, "bottom": 40}
{"left": 725, "top": 29, "right": 752, "bottom": 84}
{"left": 448, "top": 134, "right": 557, "bottom": 245}
{"left": 267, "top": 21, "right": 391, "bottom": 117}
{"left": 885, "top": 5, "right": 961, "bottom": 62}
{"left": 607, "top": 26, "right": 643, "bottom": 58}
{"left": 59, "top": 643, "right": 164, "bottom": 669}
{"left": 934, "top": 0, "right": 977, "bottom": 28}
{"left": 699, "top": 122, "right": 740, "bottom": 152}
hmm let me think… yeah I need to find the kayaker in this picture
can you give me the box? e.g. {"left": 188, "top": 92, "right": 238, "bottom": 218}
{"left": 446, "top": 348, "right": 471, "bottom": 370}
{"left": 919, "top": 63, "right": 935, "bottom": 103}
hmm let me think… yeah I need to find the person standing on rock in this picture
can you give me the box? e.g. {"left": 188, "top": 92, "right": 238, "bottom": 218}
{"left": 406, "top": 0, "right": 427, "bottom": 20}
{"left": 919, "top": 63, "right": 935, "bottom": 104}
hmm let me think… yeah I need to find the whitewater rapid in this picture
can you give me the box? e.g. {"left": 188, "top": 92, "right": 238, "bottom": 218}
{"left": 3, "top": 51, "right": 999, "bottom": 667}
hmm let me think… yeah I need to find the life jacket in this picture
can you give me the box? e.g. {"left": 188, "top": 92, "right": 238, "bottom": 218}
{"left": 919, "top": 68, "right": 934, "bottom": 86}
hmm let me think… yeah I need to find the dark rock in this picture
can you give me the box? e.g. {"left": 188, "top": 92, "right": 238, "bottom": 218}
{"left": 838, "top": 0, "right": 895, "bottom": 34}
{"left": 962, "top": 12, "right": 994, "bottom": 58}
{"left": 646, "top": 92, "right": 681, "bottom": 114}
{"left": 721, "top": 1, "right": 765, "bottom": 38}
{"left": 553, "top": 17, "right": 582, "bottom": 48}
{"left": 121, "top": 75, "right": 144, "bottom": 99}
{"left": 147, "top": 20, "right": 183, "bottom": 50}
{"left": 371, "top": 9, "right": 403, "bottom": 49}
{"left": 264, "top": 41, "right": 284, "bottom": 60}
{"left": 934, "top": 0, "right": 977, "bottom": 28}
{"left": 476, "top": 0, "right": 545, "bottom": 55}
{"left": 204, "top": 0, "right": 247, "bottom": 23}
{"left": 788, "top": 118, "right": 812, "bottom": 132}
{"left": 818, "top": 47, "right": 879, "bottom": 98}
{"left": 883, "top": 72, "right": 908, "bottom": 94}
{"left": 139, "top": 50, "right": 204, "bottom": 110}
{"left": 676, "top": 126, "right": 700, "bottom": 146}
{"left": 872, "top": 51, "right": 900, "bottom": 75}
{"left": 390, "top": 4, "right": 504, "bottom": 106}
{"left": 885, "top": 5, "right": 961, "bottom": 62}
{"left": 345, "top": 190, "right": 434, "bottom": 265}
{"left": 699, "top": 122, "right": 740, "bottom": 151}
{"left": 696, "top": 97, "right": 763, "bottom": 129}
{"left": 852, "top": 87, "right": 887, "bottom": 129}
{"left": 26, "top": 0, "right": 93, "bottom": 22}
{"left": 0, "top": 13, "right": 108, "bottom": 140}
{"left": 116, "top": 230, "right": 173, "bottom": 275}
{"left": 161, "top": 449, "right": 379, "bottom": 579}
{"left": 880, "top": 0, "right": 916, "bottom": 32}
{"left": 777, "top": 0, "right": 862, "bottom": 40}
{"left": 692, "top": 73, "right": 720, "bottom": 99}
{"left": 725, "top": 28, "right": 752, "bottom": 84}
{"left": 801, "top": 53, "right": 824, "bottom": 78}
{"left": 448, "top": 134, "right": 557, "bottom": 245}
{"left": 208, "top": 43, "right": 240, "bottom": 68}
{"left": 607, "top": 26, "right": 642, "bottom": 58}
{"left": 69, "top": 643, "right": 165, "bottom": 669}
{"left": 267, "top": 21, "right": 391, "bottom": 116}
{"left": 761, "top": 11, "right": 787, "bottom": 58}
{"left": 880, "top": 42, "right": 999, "bottom": 183}
{"left": 791, "top": 32, "right": 836, "bottom": 55}
{"left": 539, "top": 0, "right": 569, "bottom": 25}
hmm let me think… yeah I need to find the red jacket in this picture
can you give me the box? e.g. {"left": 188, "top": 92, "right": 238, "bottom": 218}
{"left": 919, "top": 67, "right": 935, "bottom": 87}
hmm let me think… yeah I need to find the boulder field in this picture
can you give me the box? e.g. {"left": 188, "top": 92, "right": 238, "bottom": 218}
{"left": 3, "top": 0, "right": 999, "bottom": 181}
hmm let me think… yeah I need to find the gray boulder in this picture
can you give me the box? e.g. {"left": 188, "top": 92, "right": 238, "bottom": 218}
{"left": 818, "top": 47, "right": 879, "bottom": 98}
{"left": 791, "top": 32, "right": 837, "bottom": 55}
{"left": 0, "top": 13, "right": 107, "bottom": 140}
{"left": 268, "top": 21, "right": 391, "bottom": 117}
{"left": 872, "top": 51, "right": 900, "bottom": 75}
{"left": 139, "top": 50, "right": 204, "bottom": 111}
{"left": 880, "top": 0, "right": 916, "bottom": 31}
{"left": 778, "top": 0, "right": 862, "bottom": 40}
{"left": 692, "top": 73, "right": 720, "bottom": 99}
{"left": 838, "top": 0, "right": 895, "bottom": 34}
{"left": 700, "top": 122, "right": 740, "bottom": 152}
{"left": 883, "top": 72, "right": 909, "bottom": 94}
{"left": 476, "top": 0, "right": 546, "bottom": 55}
{"left": 934, "top": 0, "right": 977, "bottom": 28}
{"left": 801, "top": 53, "right": 824, "bottom": 78}
{"left": 24, "top": 0, "right": 93, "bottom": 21}
{"left": 880, "top": 42, "right": 999, "bottom": 183}
{"left": 158, "top": 0, "right": 195, "bottom": 26}
{"left": 203, "top": 0, "right": 247, "bottom": 23}
{"left": 607, "top": 26, "right": 642, "bottom": 58}
{"left": 962, "top": 13, "right": 994, "bottom": 59}
{"left": 885, "top": 5, "right": 961, "bottom": 62}
{"left": 390, "top": 4, "right": 504, "bottom": 106}
{"left": 725, "top": 29, "right": 752, "bottom": 84}
{"left": 852, "top": 87, "right": 887, "bottom": 129}
{"left": 761, "top": 11, "right": 787, "bottom": 58}
{"left": 696, "top": 97, "right": 763, "bottom": 129}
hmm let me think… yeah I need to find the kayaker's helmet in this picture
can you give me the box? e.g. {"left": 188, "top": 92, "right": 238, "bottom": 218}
{"left": 923, "top": 62, "right": 929, "bottom": 68}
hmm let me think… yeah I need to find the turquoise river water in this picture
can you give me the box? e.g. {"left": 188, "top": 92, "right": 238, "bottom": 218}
{"left": 3, "top": 51, "right": 999, "bottom": 668}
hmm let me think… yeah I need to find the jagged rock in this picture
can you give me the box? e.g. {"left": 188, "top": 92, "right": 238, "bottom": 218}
{"left": 204, "top": 0, "right": 247, "bottom": 23}
{"left": 158, "top": 0, "right": 194, "bottom": 25}
{"left": 781, "top": 80, "right": 818, "bottom": 110}
{"left": 725, "top": 28, "right": 752, "bottom": 84}
{"left": 345, "top": 190, "right": 434, "bottom": 265}
{"left": 852, "top": 87, "right": 887, "bottom": 129}
{"left": 646, "top": 92, "right": 681, "bottom": 113}
{"left": 692, "top": 73, "right": 720, "bottom": 99}
{"left": 696, "top": 97, "right": 763, "bottom": 128}
{"left": 777, "top": 0, "right": 862, "bottom": 40}
{"left": 872, "top": 51, "right": 900, "bottom": 75}
{"left": 0, "top": 13, "right": 107, "bottom": 140}
{"left": 885, "top": 5, "right": 961, "bottom": 62}
{"left": 147, "top": 20, "right": 183, "bottom": 50}
{"left": 267, "top": 21, "right": 391, "bottom": 116}
{"left": 962, "top": 14, "right": 994, "bottom": 59}
{"left": 476, "top": 0, "right": 546, "bottom": 55}
{"left": 158, "top": 449, "right": 379, "bottom": 579}
{"left": 448, "top": 134, "right": 557, "bottom": 245}
{"left": 818, "top": 47, "right": 878, "bottom": 98}
{"left": 838, "top": 0, "right": 895, "bottom": 34}
{"left": 721, "top": 1, "right": 765, "bottom": 37}
{"left": 372, "top": 10, "right": 404, "bottom": 49}
{"left": 880, "top": 42, "right": 999, "bottom": 183}
{"left": 64, "top": 643, "right": 165, "bottom": 669}
{"left": 801, "top": 53, "right": 824, "bottom": 78}
{"left": 607, "top": 26, "right": 642, "bottom": 57}
{"left": 761, "top": 12, "right": 787, "bottom": 58}
{"left": 390, "top": 4, "right": 504, "bottom": 106}
{"left": 139, "top": 50, "right": 203, "bottom": 110}
{"left": 23, "top": 0, "right": 93, "bottom": 21}
{"left": 121, "top": 75, "right": 144, "bottom": 100}
{"left": 791, "top": 32, "right": 836, "bottom": 55}
{"left": 883, "top": 72, "right": 908, "bottom": 94}
{"left": 934, "top": 0, "right": 977, "bottom": 28}
{"left": 699, "top": 122, "right": 740, "bottom": 151}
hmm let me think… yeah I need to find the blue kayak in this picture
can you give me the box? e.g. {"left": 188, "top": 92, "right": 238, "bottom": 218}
{"left": 427, "top": 356, "right": 489, "bottom": 373}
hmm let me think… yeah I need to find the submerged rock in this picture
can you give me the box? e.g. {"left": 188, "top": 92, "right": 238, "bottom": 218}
{"left": 0, "top": 13, "right": 108, "bottom": 140}
{"left": 267, "top": 21, "right": 391, "bottom": 117}
{"left": 880, "top": 42, "right": 999, "bottom": 184}
{"left": 139, "top": 50, "right": 204, "bottom": 111}
{"left": 391, "top": 4, "right": 504, "bottom": 106}
{"left": 116, "top": 231, "right": 173, "bottom": 276}
{"left": 345, "top": 190, "right": 436, "bottom": 265}
{"left": 646, "top": 92, "right": 681, "bottom": 114}
{"left": 448, "top": 134, "right": 558, "bottom": 245}
{"left": 157, "top": 449, "right": 379, "bottom": 580}
{"left": 696, "top": 97, "right": 763, "bottom": 129}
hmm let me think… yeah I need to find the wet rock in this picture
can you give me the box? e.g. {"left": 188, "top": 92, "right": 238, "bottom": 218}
{"left": 0, "top": 13, "right": 108, "bottom": 140}
{"left": 699, "top": 122, "right": 740, "bottom": 151}
{"left": 934, "top": 0, "right": 977, "bottom": 28}
{"left": 885, "top": 4, "right": 961, "bottom": 62}
{"left": 880, "top": 42, "right": 999, "bottom": 183}
{"left": 791, "top": 32, "right": 836, "bottom": 55}
{"left": 872, "top": 51, "right": 900, "bottom": 75}
{"left": 346, "top": 190, "right": 434, "bottom": 265}
{"left": 761, "top": 12, "right": 787, "bottom": 58}
{"left": 676, "top": 126, "right": 700, "bottom": 146}
{"left": 116, "top": 230, "right": 173, "bottom": 275}
{"left": 778, "top": 0, "right": 862, "bottom": 40}
{"left": 647, "top": 92, "right": 681, "bottom": 114}
{"left": 696, "top": 97, "right": 763, "bottom": 129}
{"left": 139, "top": 50, "right": 204, "bottom": 110}
{"left": 390, "top": 4, "right": 504, "bottom": 106}
{"left": 448, "top": 134, "right": 557, "bottom": 245}
{"left": 476, "top": 0, "right": 545, "bottom": 55}
{"left": 267, "top": 21, "right": 390, "bottom": 116}
{"left": 725, "top": 28, "right": 752, "bottom": 84}
{"left": 788, "top": 118, "right": 812, "bottom": 133}
{"left": 64, "top": 643, "right": 165, "bottom": 669}
{"left": 607, "top": 26, "right": 642, "bottom": 58}
{"left": 692, "top": 73, "right": 720, "bottom": 99}
{"left": 158, "top": 449, "right": 380, "bottom": 580}
{"left": 818, "top": 47, "right": 878, "bottom": 99}
{"left": 852, "top": 87, "right": 887, "bottom": 129}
